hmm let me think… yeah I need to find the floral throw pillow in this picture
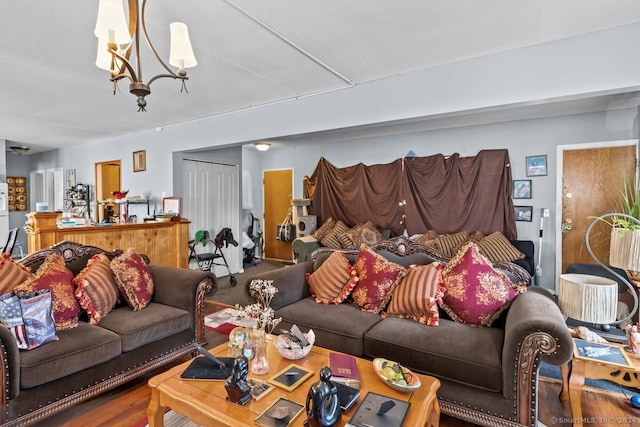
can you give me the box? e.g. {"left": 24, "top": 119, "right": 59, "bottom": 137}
{"left": 110, "top": 248, "right": 154, "bottom": 311}
{"left": 440, "top": 243, "right": 526, "bottom": 326}
{"left": 352, "top": 244, "right": 406, "bottom": 313}
{"left": 14, "top": 253, "right": 80, "bottom": 330}
{"left": 383, "top": 262, "right": 445, "bottom": 326}
{"left": 0, "top": 254, "right": 31, "bottom": 295}
{"left": 74, "top": 253, "right": 119, "bottom": 325}
{"left": 306, "top": 251, "right": 358, "bottom": 304}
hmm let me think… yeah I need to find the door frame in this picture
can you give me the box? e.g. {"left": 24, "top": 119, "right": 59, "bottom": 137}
{"left": 554, "top": 139, "right": 639, "bottom": 292}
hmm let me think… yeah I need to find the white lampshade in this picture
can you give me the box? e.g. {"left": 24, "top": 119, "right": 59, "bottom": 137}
{"left": 94, "top": 0, "right": 131, "bottom": 44}
{"left": 95, "top": 37, "right": 115, "bottom": 70}
{"left": 609, "top": 228, "right": 640, "bottom": 272}
{"left": 169, "top": 23, "right": 197, "bottom": 69}
{"left": 558, "top": 273, "right": 618, "bottom": 324}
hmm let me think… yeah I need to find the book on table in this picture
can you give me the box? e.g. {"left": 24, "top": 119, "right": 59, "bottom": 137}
{"left": 329, "top": 352, "right": 361, "bottom": 388}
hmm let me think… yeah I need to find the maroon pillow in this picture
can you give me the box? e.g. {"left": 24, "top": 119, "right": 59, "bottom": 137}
{"left": 14, "top": 253, "right": 80, "bottom": 330}
{"left": 352, "top": 244, "right": 406, "bottom": 313}
{"left": 111, "top": 248, "right": 154, "bottom": 311}
{"left": 440, "top": 243, "right": 526, "bottom": 326}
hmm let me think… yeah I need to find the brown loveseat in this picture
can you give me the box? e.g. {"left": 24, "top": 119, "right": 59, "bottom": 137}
{"left": 0, "top": 241, "right": 215, "bottom": 426}
{"left": 246, "top": 236, "right": 572, "bottom": 427}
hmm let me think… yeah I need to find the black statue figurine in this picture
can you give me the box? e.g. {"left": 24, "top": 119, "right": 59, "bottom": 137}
{"left": 305, "top": 367, "right": 340, "bottom": 427}
{"left": 225, "top": 356, "right": 252, "bottom": 405}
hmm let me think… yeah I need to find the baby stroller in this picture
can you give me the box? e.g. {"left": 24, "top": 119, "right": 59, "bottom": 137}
{"left": 189, "top": 228, "right": 238, "bottom": 286}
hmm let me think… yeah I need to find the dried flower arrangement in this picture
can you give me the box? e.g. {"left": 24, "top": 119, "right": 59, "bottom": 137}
{"left": 236, "top": 279, "right": 282, "bottom": 334}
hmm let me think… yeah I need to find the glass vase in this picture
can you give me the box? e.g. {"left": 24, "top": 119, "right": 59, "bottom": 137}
{"left": 250, "top": 329, "right": 269, "bottom": 375}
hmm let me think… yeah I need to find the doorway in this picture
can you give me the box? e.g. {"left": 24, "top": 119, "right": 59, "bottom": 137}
{"left": 182, "top": 160, "right": 240, "bottom": 277}
{"left": 556, "top": 141, "right": 638, "bottom": 289}
{"left": 95, "top": 160, "right": 121, "bottom": 222}
{"left": 263, "top": 169, "right": 293, "bottom": 261}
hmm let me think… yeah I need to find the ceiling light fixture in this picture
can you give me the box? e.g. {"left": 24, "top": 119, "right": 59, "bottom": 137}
{"left": 255, "top": 142, "right": 271, "bottom": 151}
{"left": 94, "top": 0, "right": 197, "bottom": 111}
{"left": 9, "top": 146, "right": 29, "bottom": 155}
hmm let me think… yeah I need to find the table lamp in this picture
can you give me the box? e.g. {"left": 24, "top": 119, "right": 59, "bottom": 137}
{"left": 570, "top": 213, "right": 640, "bottom": 330}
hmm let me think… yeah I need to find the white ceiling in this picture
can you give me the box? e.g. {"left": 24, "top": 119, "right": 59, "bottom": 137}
{"left": 2, "top": 0, "right": 640, "bottom": 154}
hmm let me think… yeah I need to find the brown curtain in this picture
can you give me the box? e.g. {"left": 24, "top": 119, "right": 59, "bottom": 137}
{"left": 303, "top": 157, "right": 405, "bottom": 235}
{"left": 303, "top": 150, "right": 516, "bottom": 239}
{"left": 402, "top": 149, "right": 516, "bottom": 238}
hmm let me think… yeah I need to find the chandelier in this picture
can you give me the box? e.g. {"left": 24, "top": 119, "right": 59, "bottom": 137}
{"left": 94, "top": 0, "right": 197, "bottom": 111}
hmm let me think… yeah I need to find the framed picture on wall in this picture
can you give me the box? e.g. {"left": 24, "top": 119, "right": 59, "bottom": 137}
{"left": 512, "top": 179, "right": 531, "bottom": 199}
{"left": 514, "top": 205, "right": 533, "bottom": 222}
{"left": 526, "top": 155, "right": 547, "bottom": 177}
{"left": 133, "top": 150, "right": 146, "bottom": 172}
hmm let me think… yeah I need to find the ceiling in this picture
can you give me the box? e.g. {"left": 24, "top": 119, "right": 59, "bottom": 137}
{"left": 2, "top": 0, "right": 640, "bottom": 154}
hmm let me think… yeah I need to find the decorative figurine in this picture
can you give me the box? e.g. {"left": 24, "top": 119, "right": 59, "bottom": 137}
{"left": 626, "top": 323, "right": 640, "bottom": 354}
{"left": 305, "top": 367, "right": 340, "bottom": 427}
{"left": 225, "top": 356, "right": 252, "bottom": 405}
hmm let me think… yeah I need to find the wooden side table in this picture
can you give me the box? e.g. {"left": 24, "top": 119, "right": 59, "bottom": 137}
{"left": 560, "top": 338, "right": 640, "bottom": 427}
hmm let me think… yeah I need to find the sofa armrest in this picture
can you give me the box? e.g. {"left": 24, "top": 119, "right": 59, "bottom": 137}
{"left": 149, "top": 265, "right": 216, "bottom": 342}
{"left": 239, "top": 262, "right": 314, "bottom": 311}
{"left": 502, "top": 288, "right": 573, "bottom": 424}
{"left": 292, "top": 236, "right": 320, "bottom": 263}
{"left": 0, "top": 325, "right": 20, "bottom": 402}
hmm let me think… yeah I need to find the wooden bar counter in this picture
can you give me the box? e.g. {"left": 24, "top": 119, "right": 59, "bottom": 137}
{"left": 26, "top": 212, "right": 190, "bottom": 268}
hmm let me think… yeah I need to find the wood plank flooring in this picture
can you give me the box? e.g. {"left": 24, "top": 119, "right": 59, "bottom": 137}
{"left": 32, "top": 321, "right": 640, "bottom": 427}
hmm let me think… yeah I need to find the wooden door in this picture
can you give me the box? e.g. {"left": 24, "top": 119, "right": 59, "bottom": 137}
{"left": 264, "top": 169, "right": 293, "bottom": 261}
{"left": 561, "top": 144, "right": 637, "bottom": 274}
{"left": 94, "top": 160, "right": 121, "bottom": 222}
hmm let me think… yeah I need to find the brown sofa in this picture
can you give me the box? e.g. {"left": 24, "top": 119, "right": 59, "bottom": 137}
{"left": 0, "top": 241, "right": 216, "bottom": 426}
{"left": 246, "top": 236, "right": 572, "bottom": 427}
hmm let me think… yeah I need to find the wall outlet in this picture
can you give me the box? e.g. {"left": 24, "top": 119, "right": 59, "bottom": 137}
{"left": 543, "top": 208, "right": 550, "bottom": 218}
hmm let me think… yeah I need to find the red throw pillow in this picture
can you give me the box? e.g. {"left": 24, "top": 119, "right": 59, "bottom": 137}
{"left": 14, "top": 253, "right": 80, "bottom": 330}
{"left": 74, "top": 253, "right": 119, "bottom": 325}
{"left": 0, "top": 254, "right": 31, "bottom": 295}
{"left": 352, "top": 244, "right": 406, "bottom": 313}
{"left": 383, "top": 263, "right": 445, "bottom": 326}
{"left": 110, "top": 248, "right": 154, "bottom": 311}
{"left": 440, "top": 243, "right": 526, "bottom": 326}
{"left": 306, "top": 251, "right": 358, "bottom": 304}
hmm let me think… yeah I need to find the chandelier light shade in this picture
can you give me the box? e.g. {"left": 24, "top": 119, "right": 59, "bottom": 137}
{"left": 94, "top": 0, "right": 197, "bottom": 111}
{"left": 255, "top": 142, "right": 271, "bottom": 151}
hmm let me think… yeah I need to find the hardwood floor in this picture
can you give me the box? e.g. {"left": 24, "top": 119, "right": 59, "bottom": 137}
{"left": 33, "top": 322, "right": 640, "bottom": 427}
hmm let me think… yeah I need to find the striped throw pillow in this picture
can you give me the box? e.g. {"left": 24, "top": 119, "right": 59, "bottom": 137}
{"left": 320, "top": 220, "right": 349, "bottom": 249}
{"left": 306, "top": 251, "right": 358, "bottom": 304}
{"left": 0, "top": 254, "right": 31, "bottom": 294}
{"left": 476, "top": 231, "right": 525, "bottom": 262}
{"left": 74, "top": 253, "right": 119, "bottom": 325}
{"left": 383, "top": 263, "right": 445, "bottom": 326}
{"left": 435, "top": 231, "right": 469, "bottom": 256}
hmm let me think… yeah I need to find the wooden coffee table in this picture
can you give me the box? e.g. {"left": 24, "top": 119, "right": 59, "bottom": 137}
{"left": 147, "top": 337, "right": 440, "bottom": 426}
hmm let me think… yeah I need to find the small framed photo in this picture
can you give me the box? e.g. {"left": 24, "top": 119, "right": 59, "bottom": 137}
{"left": 268, "top": 363, "right": 313, "bottom": 392}
{"left": 65, "top": 169, "right": 76, "bottom": 190}
{"left": 255, "top": 397, "right": 304, "bottom": 427}
{"left": 514, "top": 206, "right": 533, "bottom": 222}
{"left": 133, "top": 150, "right": 146, "bottom": 172}
{"left": 162, "top": 197, "right": 180, "bottom": 215}
{"left": 526, "top": 155, "right": 547, "bottom": 177}
{"left": 512, "top": 179, "right": 531, "bottom": 199}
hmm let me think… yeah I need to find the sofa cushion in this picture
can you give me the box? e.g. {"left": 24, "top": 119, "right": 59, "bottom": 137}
{"left": 382, "top": 262, "right": 444, "bottom": 326}
{"left": 320, "top": 220, "right": 349, "bottom": 249}
{"left": 19, "top": 322, "right": 122, "bottom": 389}
{"left": 352, "top": 245, "right": 406, "bottom": 313}
{"left": 476, "top": 231, "right": 525, "bottom": 262}
{"left": 364, "top": 316, "right": 504, "bottom": 392}
{"left": 0, "top": 254, "right": 31, "bottom": 294}
{"left": 312, "top": 217, "right": 336, "bottom": 241}
{"left": 275, "top": 297, "right": 382, "bottom": 356}
{"left": 306, "top": 251, "right": 358, "bottom": 304}
{"left": 440, "top": 243, "right": 526, "bottom": 326}
{"left": 14, "top": 253, "right": 81, "bottom": 330}
{"left": 110, "top": 248, "right": 154, "bottom": 311}
{"left": 74, "top": 253, "right": 119, "bottom": 325}
{"left": 98, "top": 302, "right": 190, "bottom": 352}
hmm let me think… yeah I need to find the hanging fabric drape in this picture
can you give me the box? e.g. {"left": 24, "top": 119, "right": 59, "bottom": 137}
{"left": 402, "top": 149, "right": 516, "bottom": 238}
{"left": 303, "top": 157, "right": 405, "bottom": 235}
{"left": 303, "top": 150, "right": 516, "bottom": 239}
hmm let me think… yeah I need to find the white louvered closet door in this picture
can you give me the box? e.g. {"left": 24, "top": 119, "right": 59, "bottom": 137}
{"left": 183, "top": 160, "right": 240, "bottom": 277}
